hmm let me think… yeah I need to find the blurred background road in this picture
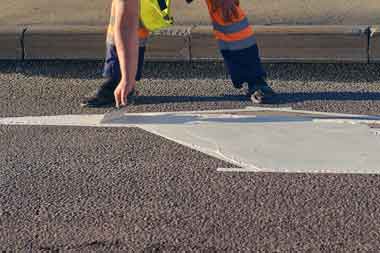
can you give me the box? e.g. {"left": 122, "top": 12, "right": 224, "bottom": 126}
{"left": 2, "top": 0, "right": 380, "bottom": 26}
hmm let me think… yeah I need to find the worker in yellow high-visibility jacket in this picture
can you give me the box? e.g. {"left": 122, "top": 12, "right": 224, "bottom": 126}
{"left": 81, "top": 0, "right": 274, "bottom": 108}
{"left": 81, "top": 0, "right": 142, "bottom": 108}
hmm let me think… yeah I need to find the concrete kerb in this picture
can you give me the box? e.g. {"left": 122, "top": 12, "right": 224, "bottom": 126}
{"left": 23, "top": 26, "right": 106, "bottom": 60}
{"left": 254, "top": 25, "right": 370, "bottom": 63}
{"left": 20, "top": 25, "right": 193, "bottom": 61}
{"left": 145, "top": 25, "right": 192, "bottom": 61}
{"left": 0, "top": 25, "right": 376, "bottom": 62}
{"left": 369, "top": 25, "right": 380, "bottom": 63}
{"left": 190, "top": 25, "right": 371, "bottom": 63}
{"left": 0, "top": 26, "right": 25, "bottom": 60}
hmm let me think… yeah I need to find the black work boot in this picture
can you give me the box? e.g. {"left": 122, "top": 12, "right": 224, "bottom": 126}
{"left": 256, "top": 77, "right": 275, "bottom": 97}
{"left": 81, "top": 77, "right": 118, "bottom": 108}
{"left": 232, "top": 82, "right": 243, "bottom": 90}
{"left": 248, "top": 77, "right": 275, "bottom": 104}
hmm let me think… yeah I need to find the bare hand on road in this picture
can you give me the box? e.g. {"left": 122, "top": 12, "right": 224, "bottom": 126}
{"left": 114, "top": 79, "right": 131, "bottom": 108}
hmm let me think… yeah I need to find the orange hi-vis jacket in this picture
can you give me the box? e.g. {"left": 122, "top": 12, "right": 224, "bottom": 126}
{"left": 106, "top": 0, "right": 150, "bottom": 47}
{"left": 205, "top": 0, "right": 256, "bottom": 51}
{"left": 106, "top": 0, "right": 256, "bottom": 51}
{"left": 103, "top": 0, "right": 265, "bottom": 85}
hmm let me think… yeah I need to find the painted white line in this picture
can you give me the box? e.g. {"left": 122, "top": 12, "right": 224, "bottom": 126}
{"left": 0, "top": 106, "right": 272, "bottom": 127}
{"left": 1, "top": 107, "right": 379, "bottom": 127}
{"left": 141, "top": 122, "right": 380, "bottom": 174}
{"left": 217, "top": 167, "right": 264, "bottom": 173}
{"left": 0, "top": 114, "right": 104, "bottom": 127}
{"left": 108, "top": 106, "right": 380, "bottom": 120}
{"left": 105, "top": 106, "right": 266, "bottom": 118}
{"left": 313, "top": 119, "right": 380, "bottom": 125}
{"left": 2, "top": 107, "right": 380, "bottom": 175}
{"left": 246, "top": 106, "right": 380, "bottom": 120}
{"left": 138, "top": 125, "right": 254, "bottom": 169}
{"left": 217, "top": 168, "right": 245, "bottom": 172}
{"left": 216, "top": 167, "right": 377, "bottom": 174}
{"left": 0, "top": 114, "right": 137, "bottom": 128}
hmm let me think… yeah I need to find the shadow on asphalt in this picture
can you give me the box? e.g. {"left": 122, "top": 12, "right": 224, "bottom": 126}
{"left": 104, "top": 111, "right": 380, "bottom": 126}
{"left": 275, "top": 91, "right": 380, "bottom": 103}
{"left": 134, "top": 95, "right": 248, "bottom": 104}
{"left": 1, "top": 60, "right": 380, "bottom": 83}
{"left": 133, "top": 91, "right": 380, "bottom": 105}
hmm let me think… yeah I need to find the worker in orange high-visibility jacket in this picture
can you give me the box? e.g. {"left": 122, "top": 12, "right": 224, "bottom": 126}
{"left": 81, "top": 0, "right": 274, "bottom": 107}
{"left": 203, "top": 0, "right": 274, "bottom": 103}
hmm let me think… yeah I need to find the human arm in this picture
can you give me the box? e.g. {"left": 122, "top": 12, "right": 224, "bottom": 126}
{"left": 113, "top": 0, "right": 139, "bottom": 107}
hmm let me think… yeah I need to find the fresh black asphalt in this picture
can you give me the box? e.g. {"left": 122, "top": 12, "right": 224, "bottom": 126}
{"left": 1, "top": 61, "right": 380, "bottom": 251}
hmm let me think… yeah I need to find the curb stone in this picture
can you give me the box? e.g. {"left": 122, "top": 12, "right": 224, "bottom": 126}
{"left": 23, "top": 26, "right": 106, "bottom": 60}
{"left": 0, "top": 25, "right": 375, "bottom": 63}
{"left": 369, "top": 25, "right": 380, "bottom": 63}
{"left": 0, "top": 26, "right": 24, "bottom": 60}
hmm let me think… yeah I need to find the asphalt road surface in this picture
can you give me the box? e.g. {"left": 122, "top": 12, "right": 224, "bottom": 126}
{"left": 1, "top": 61, "right": 380, "bottom": 251}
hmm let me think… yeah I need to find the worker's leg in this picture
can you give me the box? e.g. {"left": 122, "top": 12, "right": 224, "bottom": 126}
{"left": 102, "top": 43, "right": 146, "bottom": 85}
{"left": 205, "top": 0, "right": 274, "bottom": 103}
{"left": 81, "top": 0, "right": 149, "bottom": 107}
{"left": 103, "top": 16, "right": 149, "bottom": 83}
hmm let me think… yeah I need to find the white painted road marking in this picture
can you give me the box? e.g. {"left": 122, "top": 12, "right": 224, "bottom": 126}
{"left": 1, "top": 107, "right": 380, "bottom": 174}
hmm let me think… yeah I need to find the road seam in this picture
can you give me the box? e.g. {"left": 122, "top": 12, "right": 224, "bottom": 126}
{"left": 20, "top": 27, "right": 27, "bottom": 61}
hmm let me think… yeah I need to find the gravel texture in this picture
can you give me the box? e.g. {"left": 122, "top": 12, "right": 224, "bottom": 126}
{"left": 2, "top": 61, "right": 380, "bottom": 251}
{"left": 1, "top": 61, "right": 380, "bottom": 117}
{"left": 1, "top": 126, "right": 380, "bottom": 251}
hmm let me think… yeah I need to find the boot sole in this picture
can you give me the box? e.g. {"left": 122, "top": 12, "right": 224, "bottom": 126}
{"left": 250, "top": 90, "right": 265, "bottom": 104}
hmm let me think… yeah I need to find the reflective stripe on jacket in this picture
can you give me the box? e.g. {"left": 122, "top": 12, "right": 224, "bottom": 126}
{"left": 205, "top": 0, "right": 256, "bottom": 50}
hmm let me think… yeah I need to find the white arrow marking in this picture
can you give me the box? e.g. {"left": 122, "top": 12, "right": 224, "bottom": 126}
{"left": 1, "top": 107, "right": 380, "bottom": 174}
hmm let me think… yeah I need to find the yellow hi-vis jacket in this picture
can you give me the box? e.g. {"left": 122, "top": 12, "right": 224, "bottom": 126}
{"left": 140, "top": 0, "right": 173, "bottom": 31}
